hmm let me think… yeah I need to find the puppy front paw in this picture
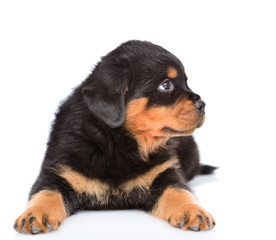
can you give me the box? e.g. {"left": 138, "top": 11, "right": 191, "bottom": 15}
{"left": 14, "top": 206, "right": 62, "bottom": 234}
{"left": 168, "top": 203, "right": 215, "bottom": 231}
{"left": 14, "top": 190, "right": 67, "bottom": 234}
{"left": 151, "top": 187, "right": 215, "bottom": 231}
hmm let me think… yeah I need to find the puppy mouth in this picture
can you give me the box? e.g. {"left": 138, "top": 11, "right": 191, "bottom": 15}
{"left": 162, "top": 115, "right": 205, "bottom": 135}
{"left": 162, "top": 126, "right": 195, "bottom": 134}
{"left": 162, "top": 126, "right": 199, "bottom": 136}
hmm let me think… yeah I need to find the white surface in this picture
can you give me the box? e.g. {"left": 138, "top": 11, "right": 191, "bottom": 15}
{"left": 1, "top": 0, "right": 276, "bottom": 239}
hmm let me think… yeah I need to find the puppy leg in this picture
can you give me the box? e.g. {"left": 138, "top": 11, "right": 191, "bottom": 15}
{"left": 174, "top": 136, "right": 200, "bottom": 181}
{"left": 150, "top": 168, "right": 215, "bottom": 231}
{"left": 14, "top": 190, "right": 67, "bottom": 234}
{"left": 13, "top": 169, "right": 77, "bottom": 234}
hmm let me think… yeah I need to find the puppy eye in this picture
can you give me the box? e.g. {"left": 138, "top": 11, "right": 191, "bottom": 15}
{"left": 158, "top": 79, "right": 174, "bottom": 93}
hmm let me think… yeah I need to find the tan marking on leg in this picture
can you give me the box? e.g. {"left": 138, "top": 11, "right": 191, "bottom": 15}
{"left": 14, "top": 190, "right": 67, "bottom": 234}
{"left": 151, "top": 187, "right": 196, "bottom": 218}
{"left": 58, "top": 165, "right": 109, "bottom": 201}
{"left": 120, "top": 157, "right": 180, "bottom": 193}
{"left": 151, "top": 187, "right": 215, "bottom": 231}
{"left": 167, "top": 66, "right": 178, "bottom": 79}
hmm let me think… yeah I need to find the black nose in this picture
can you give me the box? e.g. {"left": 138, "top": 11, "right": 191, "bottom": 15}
{"left": 195, "top": 100, "right": 205, "bottom": 115}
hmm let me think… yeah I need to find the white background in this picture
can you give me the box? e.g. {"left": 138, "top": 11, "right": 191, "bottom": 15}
{"left": 1, "top": 0, "right": 276, "bottom": 239}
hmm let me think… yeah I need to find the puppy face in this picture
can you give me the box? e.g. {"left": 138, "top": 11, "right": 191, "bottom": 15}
{"left": 82, "top": 41, "right": 205, "bottom": 154}
{"left": 124, "top": 65, "right": 205, "bottom": 139}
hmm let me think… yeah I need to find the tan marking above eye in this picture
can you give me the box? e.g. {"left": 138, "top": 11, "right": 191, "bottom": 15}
{"left": 167, "top": 66, "right": 178, "bottom": 79}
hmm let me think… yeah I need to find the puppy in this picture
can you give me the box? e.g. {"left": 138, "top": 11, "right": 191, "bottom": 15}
{"left": 14, "top": 40, "right": 216, "bottom": 234}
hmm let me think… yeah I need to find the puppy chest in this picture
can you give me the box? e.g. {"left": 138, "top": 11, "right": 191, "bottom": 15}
{"left": 58, "top": 159, "right": 178, "bottom": 207}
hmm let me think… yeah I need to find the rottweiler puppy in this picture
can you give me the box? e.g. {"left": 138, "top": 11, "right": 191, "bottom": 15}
{"left": 14, "top": 40, "right": 216, "bottom": 234}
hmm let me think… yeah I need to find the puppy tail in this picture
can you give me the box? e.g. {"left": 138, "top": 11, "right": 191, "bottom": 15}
{"left": 198, "top": 164, "right": 218, "bottom": 175}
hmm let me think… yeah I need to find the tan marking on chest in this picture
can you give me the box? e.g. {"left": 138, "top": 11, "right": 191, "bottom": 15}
{"left": 120, "top": 157, "right": 180, "bottom": 193}
{"left": 58, "top": 165, "right": 110, "bottom": 201}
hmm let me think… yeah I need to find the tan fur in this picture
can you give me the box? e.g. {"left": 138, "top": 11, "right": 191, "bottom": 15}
{"left": 124, "top": 97, "right": 203, "bottom": 157}
{"left": 151, "top": 187, "right": 215, "bottom": 231}
{"left": 151, "top": 187, "right": 196, "bottom": 219}
{"left": 121, "top": 157, "right": 180, "bottom": 193}
{"left": 14, "top": 190, "right": 67, "bottom": 234}
{"left": 28, "top": 190, "right": 67, "bottom": 218}
{"left": 167, "top": 66, "right": 178, "bottom": 79}
{"left": 59, "top": 164, "right": 110, "bottom": 201}
{"left": 59, "top": 160, "right": 180, "bottom": 198}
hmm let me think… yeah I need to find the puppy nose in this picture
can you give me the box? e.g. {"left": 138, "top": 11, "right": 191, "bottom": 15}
{"left": 195, "top": 100, "right": 205, "bottom": 115}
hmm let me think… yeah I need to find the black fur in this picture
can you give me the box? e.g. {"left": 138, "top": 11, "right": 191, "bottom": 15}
{"left": 26, "top": 40, "right": 215, "bottom": 223}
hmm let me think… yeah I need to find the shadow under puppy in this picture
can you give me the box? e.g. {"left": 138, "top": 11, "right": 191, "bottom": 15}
{"left": 14, "top": 40, "right": 216, "bottom": 234}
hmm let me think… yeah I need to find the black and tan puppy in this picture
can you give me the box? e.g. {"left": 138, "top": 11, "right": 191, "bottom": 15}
{"left": 14, "top": 40, "right": 216, "bottom": 234}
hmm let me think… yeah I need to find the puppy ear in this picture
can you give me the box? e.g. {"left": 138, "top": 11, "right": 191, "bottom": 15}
{"left": 82, "top": 61, "right": 129, "bottom": 128}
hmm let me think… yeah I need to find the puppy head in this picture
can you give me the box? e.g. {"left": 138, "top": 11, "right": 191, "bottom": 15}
{"left": 123, "top": 42, "right": 204, "bottom": 128}
{"left": 82, "top": 41, "right": 205, "bottom": 153}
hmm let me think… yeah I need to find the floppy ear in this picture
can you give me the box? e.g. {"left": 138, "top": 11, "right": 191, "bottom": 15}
{"left": 82, "top": 62, "right": 129, "bottom": 128}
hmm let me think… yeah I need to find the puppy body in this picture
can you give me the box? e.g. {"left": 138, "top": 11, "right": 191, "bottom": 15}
{"left": 14, "top": 41, "right": 215, "bottom": 234}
